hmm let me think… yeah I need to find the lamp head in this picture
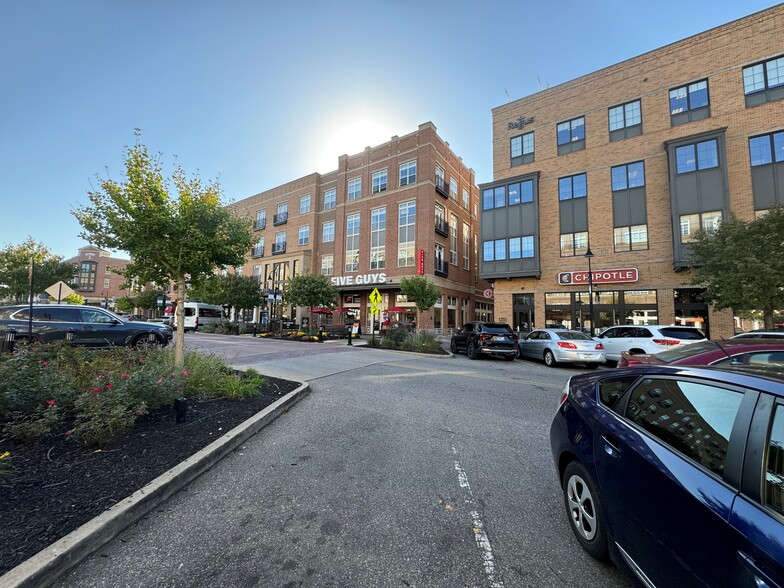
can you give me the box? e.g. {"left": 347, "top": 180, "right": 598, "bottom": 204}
{"left": 585, "top": 247, "right": 594, "bottom": 259}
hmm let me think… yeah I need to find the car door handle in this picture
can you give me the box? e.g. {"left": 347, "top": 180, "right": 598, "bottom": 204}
{"left": 738, "top": 551, "right": 778, "bottom": 588}
{"left": 601, "top": 435, "right": 622, "bottom": 458}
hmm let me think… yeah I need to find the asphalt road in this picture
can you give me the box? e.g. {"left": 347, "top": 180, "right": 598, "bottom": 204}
{"left": 59, "top": 335, "right": 629, "bottom": 587}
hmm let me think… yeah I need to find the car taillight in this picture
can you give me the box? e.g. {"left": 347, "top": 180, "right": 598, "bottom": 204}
{"left": 479, "top": 334, "right": 488, "bottom": 341}
{"left": 622, "top": 356, "right": 643, "bottom": 365}
{"left": 652, "top": 338, "right": 678, "bottom": 346}
{"left": 558, "top": 378, "right": 571, "bottom": 408}
{"left": 595, "top": 343, "right": 604, "bottom": 350}
{"left": 557, "top": 341, "right": 577, "bottom": 349}
{"left": 195, "top": 317, "right": 199, "bottom": 326}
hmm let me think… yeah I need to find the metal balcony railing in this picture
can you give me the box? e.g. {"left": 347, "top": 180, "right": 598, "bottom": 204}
{"left": 253, "top": 219, "right": 266, "bottom": 231}
{"left": 273, "top": 212, "right": 288, "bottom": 226}
{"left": 272, "top": 241, "right": 287, "bottom": 255}
{"left": 435, "top": 218, "right": 449, "bottom": 236}
{"left": 434, "top": 258, "right": 449, "bottom": 277}
{"left": 435, "top": 176, "right": 449, "bottom": 198}
{"left": 251, "top": 245, "right": 264, "bottom": 258}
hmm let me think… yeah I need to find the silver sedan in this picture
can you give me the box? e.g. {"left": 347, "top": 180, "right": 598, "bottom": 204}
{"left": 517, "top": 328, "right": 606, "bottom": 368}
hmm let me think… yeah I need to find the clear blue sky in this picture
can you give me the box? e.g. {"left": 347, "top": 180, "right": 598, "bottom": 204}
{"left": 1, "top": 0, "right": 780, "bottom": 259}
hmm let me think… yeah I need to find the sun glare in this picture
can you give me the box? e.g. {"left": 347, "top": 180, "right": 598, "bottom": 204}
{"left": 316, "top": 119, "right": 397, "bottom": 172}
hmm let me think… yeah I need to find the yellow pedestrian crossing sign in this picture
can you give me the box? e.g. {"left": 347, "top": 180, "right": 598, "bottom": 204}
{"left": 369, "top": 288, "right": 382, "bottom": 308}
{"left": 369, "top": 307, "right": 380, "bottom": 315}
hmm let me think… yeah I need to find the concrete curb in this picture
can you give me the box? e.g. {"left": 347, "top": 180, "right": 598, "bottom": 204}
{"left": 0, "top": 381, "right": 310, "bottom": 588}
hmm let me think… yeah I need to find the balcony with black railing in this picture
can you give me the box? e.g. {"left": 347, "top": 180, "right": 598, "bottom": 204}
{"left": 435, "top": 175, "right": 449, "bottom": 198}
{"left": 434, "top": 258, "right": 449, "bottom": 277}
{"left": 251, "top": 245, "right": 264, "bottom": 258}
{"left": 253, "top": 219, "right": 266, "bottom": 231}
{"left": 272, "top": 241, "right": 287, "bottom": 255}
{"left": 435, "top": 218, "right": 449, "bottom": 236}
{"left": 273, "top": 212, "right": 288, "bottom": 226}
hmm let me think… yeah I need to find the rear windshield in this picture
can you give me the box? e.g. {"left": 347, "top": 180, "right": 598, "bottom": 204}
{"left": 653, "top": 341, "right": 719, "bottom": 363}
{"left": 658, "top": 327, "right": 705, "bottom": 340}
{"left": 558, "top": 331, "right": 593, "bottom": 341}
{"left": 199, "top": 308, "right": 223, "bottom": 317}
{"left": 483, "top": 323, "right": 513, "bottom": 333}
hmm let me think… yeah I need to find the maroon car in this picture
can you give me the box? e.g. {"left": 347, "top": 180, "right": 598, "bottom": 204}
{"left": 617, "top": 338, "right": 784, "bottom": 367}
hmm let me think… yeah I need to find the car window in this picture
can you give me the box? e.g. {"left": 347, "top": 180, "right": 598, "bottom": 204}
{"left": 633, "top": 328, "right": 652, "bottom": 338}
{"left": 624, "top": 377, "right": 744, "bottom": 476}
{"left": 525, "top": 331, "right": 538, "bottom": 340}
{"left": 654, "top": 341, "right": 720, "bottom": 363}
{"left": 600, "top": 328, "right": 618, "bottom": 338}
{"left": 46, "top": 308, "right": 82, "bottom": 322}
{"left": 745, "top": 352, "right": 784, "bottom": 367}
{"left": 462, "top": 324, "right": 474, "bottom": 334}
{"left": 484, "top": 324, "right": 513, "bottom": 333}
{"left": 599, "top": 375, "right": 640, "bottom": 409}
{"left": 539, "top": 332, "right": 552, "bottom": 340}
{"left": 558, "top": 331, "right": 593, "bottom": 341}
{"left": 80, "top": 309, "right": 116, "bottom": 324}
{"left": 616, "top": 327, "right": 638, "bottom": 338}
{"left": 659, "top": 327, "right": 705, "bottom": 340}
{"left": 766, "top": 404, "right": 784, "bottom": 516}
{"left": 199, "top": 308, "right": 223, "bottom": 318}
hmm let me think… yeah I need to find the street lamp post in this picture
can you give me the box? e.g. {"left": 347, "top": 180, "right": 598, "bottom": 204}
{"left": 585, "top": 246, "right": 595, "bottom": 337}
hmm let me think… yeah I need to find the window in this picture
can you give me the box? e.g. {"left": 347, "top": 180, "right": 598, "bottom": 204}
{"left": 680, "top": 211, "right": 722, "bottom": 243}
{"left": 765, "top": 405, "right": 784, "bottom": 516}
{"left": 399, "top": 160, "right": 417, "bottom": 186}
{"left": 558, "top": 174, "right": 587, "bottom": 200}
{"left": 277, "top": 202, "right": 287, "bottom": 216}
{"left": 321, "top": 255, "right": 334, "bottom": 276}
{"left": 743, "top": 56, "right": 784, "bottom": 100}
{"left": 511, "top": 132, "right": 534, "bottom": 165}
{"left": 624, "top": 378, "right": 743, "bottom": 477}
{"left": 372, "top": 169, "right": 388, "bottom": 193}
{"left": 560, "top": 232, "right": 588, "bottom": 257}
{"left": 77, "top": 261, "right": 97, "bottom": 291}
{"left": 749, "top": 132, "right": 784, "bottom": 166}
{"left": 370, "top": 208, "right": 386, "bottom": 270}
{"left": 345, "top": 213, "right": 360, "bottom": 272}
{"left": 322, "top": 221, "right": 335, "bottom": 243}
{"left": 449, "top": 177, "right": 458, "bottom": 200}
{"left": 300, "top": 195, "right": 311, "bottom": 214}
{"left": 255, "top": 209, "right": 266, "bottom": 229}
{"left": 609, "top": 100, "right": 642, "bottom": 131}
{"left": 670, "top": 80, "right": 709, "bottom": 114}
{"left": 509, "top": 236, "right": 535, "bottom": 259}
{"left": 398, "top": 201, "right": 416, "bottom": 267}
{"left": 450, "top": 214, "right": 458, "bottom": 265}
{"left": 675, "top": 140, "right": 719, "bottom": 174}
{"left": 298, "top": 225, "right": 309, "bottom": 246}
{"left": 614, "top": 225, "right": 648, "bottom": 252}
{"left": 462, "top": 222, "right": 470, "bottom": 270}
{"left": 323, "top": 189, "right": 336, "bottom": 210}
{"left": 557, "top": 117, "right": 585, "bottom": 155}
{"left": 506, "top": 179, "right": 534, "bottom": 205}
{"left": 482, "top": 239, "right": 507, "bottom": 261}
{"left": 348, "top": 178, "right": 361, "bottom": 201}
{"left": 462, "top": 188, "right": 469, "bottom": 209}
{"left": 611, "top": 162, "right": 645, "bottom": 191}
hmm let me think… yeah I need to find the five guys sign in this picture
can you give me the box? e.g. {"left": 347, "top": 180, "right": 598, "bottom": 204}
{"left": 558, "top": 268, "right": 638, "bottom": 285}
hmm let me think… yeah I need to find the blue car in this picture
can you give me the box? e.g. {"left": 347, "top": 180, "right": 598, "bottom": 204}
{"left": 550, "top": 365, "right": 784, "bottom": 587}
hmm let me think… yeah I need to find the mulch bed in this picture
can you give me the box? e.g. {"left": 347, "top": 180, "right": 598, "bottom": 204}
{"left": 0, "top": 375, "right": 300, "bottom": 575}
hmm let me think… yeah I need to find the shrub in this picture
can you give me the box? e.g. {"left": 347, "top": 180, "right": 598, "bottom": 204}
{"left": 400, "top": 331, "right": 442, "bottom": 353}
{"left": 4, "top": 401, "right": 63, "bottom": 444}
{"left": 70, "top": 386, "right": 145, "bottom": 446}
{"left": 219, "top": 369, "right": 264, "bottom": 399}
{"left": 384, "top": 328, "right": 408, "bottom": 347}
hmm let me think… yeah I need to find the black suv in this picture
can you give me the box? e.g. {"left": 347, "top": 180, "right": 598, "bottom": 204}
{"left": 0, "top": 305, "right": 173, "bottom": 348}
{"left": 450, "top": 321, "right": 518, "bottom": 360}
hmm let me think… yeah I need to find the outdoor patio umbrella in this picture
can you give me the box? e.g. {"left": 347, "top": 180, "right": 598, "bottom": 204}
{"left": 310, "top": 308, "right": 333, "bottom": 314}
{"left": 384, "top": 307, "right": 407, "bottom": 313}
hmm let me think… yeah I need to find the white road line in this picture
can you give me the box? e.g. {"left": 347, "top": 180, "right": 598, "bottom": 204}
{"left": 452, "top": 445, "right": 504, "bottom": 588}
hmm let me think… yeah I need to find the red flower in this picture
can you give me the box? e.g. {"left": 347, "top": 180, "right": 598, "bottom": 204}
{"left": 105, "top": 384, "right": 113, "bottom": 390}
{"left": 121, "top": 373, "right": 129, "bottom": 378}
{"left": 47, "top": 400, "right": 56, "bottom": 407}
{"left": 39, "top": 360, "right": 49, "bottom": 366}
{"left": 182, "top": 370, "right": 190, "bottom": 376}
{"left": 157, "top": 377, "right": 163, "bottom": 383}
{"left": 91, "top": 388, "right": 101, "bottom": 394}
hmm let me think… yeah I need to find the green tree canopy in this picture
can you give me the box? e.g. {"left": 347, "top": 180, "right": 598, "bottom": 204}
{"left": 0, "top": 238, "right": 77, "bottom": 303}
{"left": 72, "top": 133, "right": 256, "bottom": 366}
{"left": 282, "top": 273, "right": 338, "bottom": 310}
{"left": 114, "top": 296, "right": 135, "bottom": 313}
{"left": 187, "top": 275, "right": 223, "bottom": 305}
{"left": 689, "top": 206, "right": 784, "bottom": 328}
{"left": 400, "top": 276, "right": 442, "bottom": 329}
{"left": 133, "top": 289, "right": 166, "bottom": 313}
{"left": 219, "top": 274, "right": 265, "bottom": 320}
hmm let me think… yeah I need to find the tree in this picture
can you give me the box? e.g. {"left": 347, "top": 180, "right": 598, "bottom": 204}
{"left": 219, "top": 274, "right": 265, "bottom": 321}
{"left": 282, "top": 273, "right": 338, "bottom": 329}
{"left": 0, "top": 238, "right": 77, "bottom": 303}
{"left": 63, "top": 293, "right": 85, "bottom": 305}
{"left": 133, "top": 289, "right": 165, "bottom": 314}
{"left": 73, "top": 133, "right": 256, "bottom": 367}
{"left": 399, "top": 276, "right": 442, "bottom": 330}
{"left": 114, "top": 296, "right": 135, "bottom": 313}
{"left": 186, "top": 275, "right": 223, "bottom": 305}
{"left": 689, "top": 206, "right": 784, "bottom": 328}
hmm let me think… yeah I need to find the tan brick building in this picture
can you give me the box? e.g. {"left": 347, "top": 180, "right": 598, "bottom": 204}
{"left": 65, "top": 246, "right": 132, "bottom": 308}
{"left": 231, "top": 122, "right": 491, "bottom": 332}
{"left": 482, "top": 5, "right": 784, "bottom": 338}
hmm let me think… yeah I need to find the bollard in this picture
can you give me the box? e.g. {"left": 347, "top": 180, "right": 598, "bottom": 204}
{"left": 347, "top": 326, "right": 352, "bottom": 346}
{"left": 252, "top": 323, "right": 258, "bottom": 337}
{"left": 2, "top": 329, "right": 15, "bottom": 354}
{"left": 318, "top": 329, "right": 324, "bottom": 343}
{"left": 174, "top": 397, "right": 188, "bottom": 423}
{"left": 66, "top": 329, "right": 75, "bottom": 342}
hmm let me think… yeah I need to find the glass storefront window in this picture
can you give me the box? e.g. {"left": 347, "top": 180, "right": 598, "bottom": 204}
{"left": 625, "top": 290, "right": 657, "bottom": 305}
{"left": 545, "top": 292, "right": 571, "bottom": 306}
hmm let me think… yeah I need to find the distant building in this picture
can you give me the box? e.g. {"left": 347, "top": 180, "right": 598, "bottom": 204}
{"left": 65, "top": 246, "right": 132, "bottom": 308}
{"left": 230, "top": 122, "right": 492, "bottom": 331}
{"left": 482, "top": 5, "right": 784, "bottom": 338}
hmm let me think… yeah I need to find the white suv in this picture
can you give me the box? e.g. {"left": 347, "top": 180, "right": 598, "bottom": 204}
{"left": 731, "top": 330, "right": 784, "bottom": 340}
{"left": 596, "top": 324, "right": 707, "bottom": 363}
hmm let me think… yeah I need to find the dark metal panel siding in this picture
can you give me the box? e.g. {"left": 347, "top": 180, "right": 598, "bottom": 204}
{"left": 559, "top": 200, "right": 573, "bottom": 233}
{"left": 613, "top": 193, "right": 630, "bottom": 227}
{"left": 674, "top": 174, "right": 701, "bottom": 214}
{"left": 574, "top": 199, "right": 588, "bottom": 232}
{"left": 700, "top": 169, "right": 725, "bottom": 210}
{"left": 629, "top": 188, "right": 648, "bottom": 226}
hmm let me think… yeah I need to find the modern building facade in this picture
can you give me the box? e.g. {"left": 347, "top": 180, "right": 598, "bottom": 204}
{"left": 481, "top": 5, "right": 784, "bottom": 338}
{"left": 231, "top": 122, "right": 491, "bottom": 332}
{"left": 65, "top": 246, "right": 132, "bottom": 308}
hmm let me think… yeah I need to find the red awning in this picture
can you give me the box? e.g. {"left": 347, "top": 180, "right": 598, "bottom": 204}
{"left": 384, "top": 307, "right": 408, "bottom": 313}
{"left": 310, "top": 307, "right": 333, "bottom": 314}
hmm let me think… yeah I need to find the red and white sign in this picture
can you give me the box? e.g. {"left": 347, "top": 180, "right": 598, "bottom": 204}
{"left": 483, "top": 288, "right": 494, "bottom": 299}
{"left": 417, "top": 249, "right": 425, "bottom": 275}
{"left": 558, "top": 268, "right": 638, "bottom": 286}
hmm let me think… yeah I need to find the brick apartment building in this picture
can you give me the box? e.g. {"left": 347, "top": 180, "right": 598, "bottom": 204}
{"left": 231, "top": 122, "right": 491, "bottom": 332}
{"left": 481, "top": 5, "right": 784, "bottom": 338}
{"left": 65, "top": 245, "right": 132, "bottom": 308}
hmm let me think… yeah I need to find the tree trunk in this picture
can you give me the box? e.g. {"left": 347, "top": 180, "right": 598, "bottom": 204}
{"left": 174, "top": 278, "right": 186, "bottom": 368}
{"left": 764, "top": 305, "right": 775, "bottom": 330}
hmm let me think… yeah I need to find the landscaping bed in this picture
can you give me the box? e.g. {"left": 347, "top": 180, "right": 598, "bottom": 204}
{"left": 0, "top": 374, "right": 298, "bottom": 575}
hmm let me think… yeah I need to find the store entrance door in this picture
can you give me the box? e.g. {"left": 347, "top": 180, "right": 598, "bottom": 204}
{"left": 513, "top": 294, "right": 535, "bottom": 333}
{"left": 674, "top": 288, "right": 710, "bottom": 339}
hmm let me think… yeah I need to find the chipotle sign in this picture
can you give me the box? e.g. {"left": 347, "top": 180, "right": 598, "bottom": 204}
{"left": 558, "top": 268, "right": 638, "bottom": 285}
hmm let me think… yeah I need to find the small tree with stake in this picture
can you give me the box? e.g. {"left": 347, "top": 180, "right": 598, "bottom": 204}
{"left": 399, "top": 276, "right": 442, "bottom": 332}
{"left": 282, "top": 273, "right": 338, "bottom": 333}
{"left": 73, "top": 132, "right": 255, "bottom": 367}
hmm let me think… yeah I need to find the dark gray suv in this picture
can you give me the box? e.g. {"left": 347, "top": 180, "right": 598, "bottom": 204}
{"left": 0, "top": 305, "right": 173, "bottom": 348}
{"left": 450, "top": 321, "right": 518, "bottom": 360}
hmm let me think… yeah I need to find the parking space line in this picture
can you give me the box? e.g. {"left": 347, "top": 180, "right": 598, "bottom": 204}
{"left": 380, "top": 362, "right": 563, "bottom": 389}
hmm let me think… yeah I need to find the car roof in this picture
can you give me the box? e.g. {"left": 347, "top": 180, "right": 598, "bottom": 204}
{"left": 715, "top": 339, "right": 784, "bottom": 350}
